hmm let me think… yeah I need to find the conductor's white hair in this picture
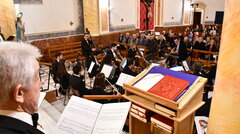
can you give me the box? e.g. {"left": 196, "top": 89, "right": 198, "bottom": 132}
{"left": 0, "top": 42, "right": 42, "bottom": 105}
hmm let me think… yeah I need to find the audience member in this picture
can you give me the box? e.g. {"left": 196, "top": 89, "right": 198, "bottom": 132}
{"left": 137, "top": 33, "right": 146, "bottom": 46}
{"left": 122, "top": 32, "right": 131, "bottom": 44}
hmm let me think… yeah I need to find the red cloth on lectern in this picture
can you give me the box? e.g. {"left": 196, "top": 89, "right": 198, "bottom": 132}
{"left": 140, "top": 2, "right": 154, "bottom": 31}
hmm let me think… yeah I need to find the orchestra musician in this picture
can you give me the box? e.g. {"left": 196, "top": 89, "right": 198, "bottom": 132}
{"left": 122, "top": 58, "right": 140, "bottom": 76}
{"left": 82, "top": 33, "right": 96, "bottom": 67}
{"left": 69, "top": 64, "right": 91, "bottom": 97}
{"left": 88, "top": 51, "right": 102, "bottom": 78}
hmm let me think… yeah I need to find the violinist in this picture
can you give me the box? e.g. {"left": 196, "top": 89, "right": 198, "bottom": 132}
{"left": 122, "top": 58, "right": 139, "bottom": 76}
{"left": 106, "top": 43, "right": 122, "bottom": 63}
{"left": 88, "top": 51, "right": 102, "bottom": 78}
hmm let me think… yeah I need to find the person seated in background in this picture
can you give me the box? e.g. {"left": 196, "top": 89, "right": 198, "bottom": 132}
{"left": 0, "top": 42, "right": 44, "bottom": 133}
{"left": 165, "top": 36, "right": 188, "bottom": 68}
{"left": 122, "top": 32, "right": 132, "bottom": 44}
{"left": 137, "top": 33, "right": 147, "bottom": 46}
{"left": 56, "top": 59, "right": 70, "bottom": 95}
{"left": 69, "top": 64, "right": 91, "bottom": 97}
{"left": 146, "top": 34, "right": 157, "bottom": 62}
{"left": 0, "top": 27, "right": 5, "bottom": 41}
{"left": 130, "top": 33, "right": 138, "bottom": 45}
{"left": 158, "top": 34, "right": 167, "bottom": 59}
{"left": 92, "top": 73, "right": 114, "bottom": 103}
{"left": 51, "top": 52, "right": 63, "bottom": 84}
{"left": 193, "top": 36, "right": 206, "bottom": 59}
{"left": 118, "top": 32, "right": 124, "bottom": 43}
{"left": 122, "top": 58, "right": 139, "bottom": 76}
{"left": 206, "top": 39, "right": 219, "bottom": 60}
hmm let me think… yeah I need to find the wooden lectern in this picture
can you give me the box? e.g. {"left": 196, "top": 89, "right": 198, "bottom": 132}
{"left": 123, "top": 66, "right": 207, "bottom": 134}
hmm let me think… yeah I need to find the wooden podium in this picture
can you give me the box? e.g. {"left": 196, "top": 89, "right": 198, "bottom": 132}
{"left": 122, "top": 66, "right": 207, "bottom": 134}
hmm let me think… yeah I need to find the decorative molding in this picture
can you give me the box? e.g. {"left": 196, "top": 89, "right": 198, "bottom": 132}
{"left": 14, "top": 0, "right": 43, "bottom": 4}
{"left": 163, "top": 21, "right": 183, "bottom": 26}
{"left": 108, "top": 0, "right": 136, "bottom": 32}
{"left": 25, "top": 0, "right": 84, "bottom": 41}
{"left": 204, "top": 21, "right": 214, "bottom": 24}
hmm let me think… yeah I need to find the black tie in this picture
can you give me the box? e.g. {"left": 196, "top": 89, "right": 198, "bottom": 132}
{"left": 31, "top": 113, "right": 39, "bottom": 128}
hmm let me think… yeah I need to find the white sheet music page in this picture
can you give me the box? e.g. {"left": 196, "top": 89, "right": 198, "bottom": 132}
{"left": 116, "top": 73, "right": 134, "bottom": 86}
{"left": 101, "top": 64, "right": 113, "bottom": 78}
{"left": 88, "top": 61, "right": 95, "bottom": 73}
{"left": 133, "top": 73, "right": 164, "bottom": 91}
{"left": 92, "top": 102, "right": 131, "bottom": 134}
{"left": 53, "top": 96, "right": 102, "bottom": 134}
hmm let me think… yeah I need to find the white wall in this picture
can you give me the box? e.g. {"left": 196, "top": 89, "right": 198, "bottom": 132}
{"left": 192, "top": 0, "right": 225, "bottom": 22}
{"left": 16, "top": 0, "right": 79, "bottom": 34}
{"left": 163, "top": 0, "right": 183, "bottom": 23}
{"left": 109, "top": 0, "right": 136, "bottom": 26}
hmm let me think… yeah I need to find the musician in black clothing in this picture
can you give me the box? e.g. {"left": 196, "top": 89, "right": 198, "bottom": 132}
{"left": 82, "top": 33, "right": 95, "bottom": 67}
{"left": 69, "top": 64, "right": 91, "bottom": 97}
{"left": 51, "top": 52, "right": 63, "bottom": 84}
{"left": 122, "top": 58, "right": 138, "bottom": 76}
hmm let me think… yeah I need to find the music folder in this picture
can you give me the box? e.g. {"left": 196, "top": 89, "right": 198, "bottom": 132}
{"left": 100, "top": 64, "right": 116, "bottom": 79}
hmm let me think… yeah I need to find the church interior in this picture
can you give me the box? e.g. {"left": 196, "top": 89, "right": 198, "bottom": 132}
{"left": 0, "top": 0, "right": 240, "bottom": 134}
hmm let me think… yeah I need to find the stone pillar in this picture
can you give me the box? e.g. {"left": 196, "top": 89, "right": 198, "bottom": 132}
{"left": 0, "top": 0, "right": 16, "bottom": 39}
{"left": 207, "top": 0, "right": 240, "bottom": 133}
{"left": 83, "top": 0, "right": 100, "bottom": 35}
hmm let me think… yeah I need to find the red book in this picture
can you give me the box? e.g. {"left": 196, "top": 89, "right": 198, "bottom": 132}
{"left": 147, "top": 75, "right": 190, "bottom": 100}
{"left": 151, "top": 114, "right": 174, "bottom": 130}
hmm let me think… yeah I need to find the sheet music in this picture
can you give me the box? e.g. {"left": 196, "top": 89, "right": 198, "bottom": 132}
{"left": 116, "top": 73, "right": 134, "bottom": 86}
{"left": 38, "top": 92, "right": 46, "bottom": 108}
{"left": 151, "top": 63, "right": 160, "bottom": 66}
{"left": 170, "top": 66, "right": 184, "bottom": 71}
{"left": 88, "top": 62, "right": 95, "bottom": 73}
{"left": 54, "top": 96, "right": 102, "bottom": 134}
{"left": 195, "top": 116, "right": 209, "bottom": 134}
{"left": 182, "top": 61, "right": 190, "bottom": 71}
{"left": 92, "top": 102, "right": 131, "bottom": 134}
{"left": 101, "top": 64, "right": 113, "bottom": 78}
{"left": 133, "top": 73, "right": 164, "bottom": 91}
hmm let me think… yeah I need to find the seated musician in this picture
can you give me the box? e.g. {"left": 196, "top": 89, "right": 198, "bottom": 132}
{"left": 128, "top": 38, "right": 137, "bottom": 58}
{"left": 165, "top": 36, "right": 188, "bottom": 68}
{"left": 69, "top": 64, "right": 91, "bottom": 97}
{"left": 122, "top": 58, "right": 139, "bottom": 76}
{"left": 51, "top": 51, "right": 63, "bottom": 84}
{"left": 88, "top": 51, "right": 102, "bottom": 78}
{"left": 92, "top": 73, "right": 113, "bottom": 103}
{"left": 56, "top": 59, "right": 70, "bottom": 95}
{"left": 106, "top": 43, "right": 118, "bottom": 62}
